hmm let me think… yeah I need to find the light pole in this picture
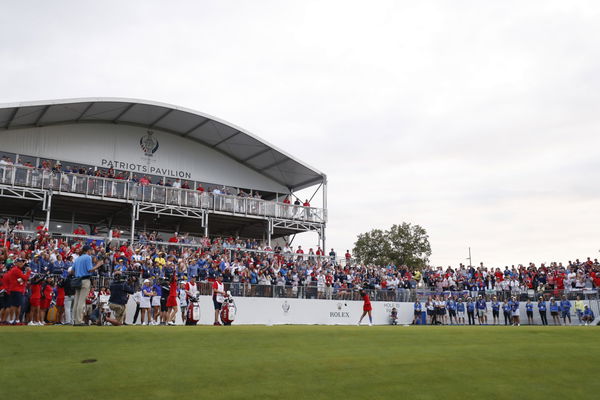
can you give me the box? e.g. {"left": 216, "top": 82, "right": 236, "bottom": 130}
{"left": 467, "top": 247, "right": 472, "bottom": 268}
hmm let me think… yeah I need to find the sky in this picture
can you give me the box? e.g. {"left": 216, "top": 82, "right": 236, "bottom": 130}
{"left": 1, "top": 1, "right": 600, "bottom": 267}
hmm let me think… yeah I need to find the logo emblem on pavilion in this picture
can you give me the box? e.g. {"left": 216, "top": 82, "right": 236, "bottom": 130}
{"left": 140, "top": 130, "right": 159, "bottom": 156}
{"left": 282, "top": 301, "right": 290, "bottom": 314}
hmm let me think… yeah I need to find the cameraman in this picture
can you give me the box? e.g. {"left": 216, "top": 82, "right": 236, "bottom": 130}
{"left": 106, "top": 271, "right": 134, "bottom": 326}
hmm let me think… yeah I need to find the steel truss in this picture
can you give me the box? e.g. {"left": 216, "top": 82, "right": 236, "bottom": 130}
{"left": 271, "top": 218, "right": 324, "bottom": 232}
{"left": 0, "top": 185, "right": 46, "bottom": 203}
{"left": 137, "top": 202, "right": 205, "bottom": 220}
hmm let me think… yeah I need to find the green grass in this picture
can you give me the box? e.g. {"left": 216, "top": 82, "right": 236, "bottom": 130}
{"left": 1, "top": 325, "right": 599, "bottom": 400}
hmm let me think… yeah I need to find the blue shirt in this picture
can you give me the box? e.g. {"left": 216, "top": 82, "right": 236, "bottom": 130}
{"left": 560, "top": 300, "right": 571, "bottom": 311}
{"left": 550, "top": 302, "right": 559, "bottom": 312}
{"left": 414, "top": 302, "right": 421, "bottom": 311}
{"left": 503, "top": 304, "right": 511, "bottom": 313}
{"left": 457, "top": 302, "right": 465, "bottom": 312}
{"left": 491, "top": 302, "right": 500, "bottom": 311}
{"left": 538, "top": 301, "right": 546, "bottom": 311}
{"left": 526, "top": 303, "right": 533, "bottom": 312}
{"left": 187, "top": 263, "right": 199, "bottom": 277}
{"left": 467, "top": 302, "right": 475, "bottom": 312}
{"left": 447, "top": 300, "right": 456, "bottom": 311}
{"left": 477, "top": 300, "right": 486, "bottom": 310}
{"left": 74, "top": 254, "right": 93, "bottom": 278}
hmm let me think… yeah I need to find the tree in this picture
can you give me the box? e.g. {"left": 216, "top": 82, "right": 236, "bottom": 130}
{"left": 353, "top": 223, "right": 431, "bottom": 268}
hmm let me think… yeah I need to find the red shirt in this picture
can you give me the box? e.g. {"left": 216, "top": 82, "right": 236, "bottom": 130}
{"left": 43, "top": 284, "right": 53, "bottom": 300}
{"left": 73, "top": 228, "right": 86, "bottom": 235}
{"left": 30, "top": 283, "right": 42, "bottom": 299}
{"left": 8, "top": 266, "right": 31, "bottom": 293}
{"left": 362, "top": 294, "right": 371, "bottom": 306}
{"left": 303, "top": 201, "right": 310, "bottom": 207}
{"left": 283, "top": 198, "right": 290, "bottom": 204}
{"left": 168, "top": 236, "right": 179, "bottom": 243}
{"left": 169, "top": 277, "right": 178, "bottom": 298}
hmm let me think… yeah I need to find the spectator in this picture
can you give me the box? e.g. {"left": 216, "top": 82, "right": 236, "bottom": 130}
{"left": 72, "top": 245, "right": 103, "bottom": 326}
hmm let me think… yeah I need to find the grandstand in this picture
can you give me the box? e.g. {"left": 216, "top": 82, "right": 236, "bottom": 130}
{"left": 0, "top": 98, "right": 328, "bottom": 247}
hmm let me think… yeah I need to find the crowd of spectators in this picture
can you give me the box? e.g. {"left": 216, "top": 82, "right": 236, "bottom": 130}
{"left": 2, "top": 216, "right": 600, "bottom": 325}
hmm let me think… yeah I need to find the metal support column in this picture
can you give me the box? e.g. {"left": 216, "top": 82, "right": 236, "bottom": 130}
{"left": 322, "top": 178, "right": 327, "bottom": 250}
{"left": 267, "top": 218, "right": 273, "bottom": 247}
{"left": 130, "top": 202, "right": 138, "bottom": 244}
{"left": 203, "top": 213, "right": 209, "bottom": 237}
{"left": 45, "top": 191, "right": 52, "bottom": 228}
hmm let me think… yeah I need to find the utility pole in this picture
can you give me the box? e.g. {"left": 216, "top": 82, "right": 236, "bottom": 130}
{"left": 468, "top": 247, "right": 472, "bottom": 268}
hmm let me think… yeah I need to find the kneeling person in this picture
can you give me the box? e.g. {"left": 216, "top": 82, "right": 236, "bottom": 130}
{"left": 107, "top": 272, "right": 134, "bottom": 325}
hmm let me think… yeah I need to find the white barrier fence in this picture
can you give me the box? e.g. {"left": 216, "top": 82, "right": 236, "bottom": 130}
{"left": 122, "top": 296, "right": 600, "bottom": 326}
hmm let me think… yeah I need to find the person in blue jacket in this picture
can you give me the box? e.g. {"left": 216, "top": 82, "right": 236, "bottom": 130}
{"left": 582, "top": 305, "right": 595, "bottom": 325}
{"left": 502, "top": 299, "right": 512, "bottom": 326}
{"left": 525, "top": 300, "right": 534, "bottom": 325}
{"left": 538, "top": 297, "right": 548, "bottom": 325}
{"left": 476, "top": 295, "right": 487, "bottom": 325}
{"left": 456, "top": 298, "right": 465, "bottom": 325}
{"left": 466, "top": 297, "right": 476, "bottom": 325}
{"left": 491, "top": 296, "right": 500, "bottom": 325}
{"left": 509, "top": 296, "right": 520, "bottom": 326}
{"left": 560, "top": 296, "right": 572, "bottom": 325}
{"left": 549, "top": 297, "right": 561, "bottom": 325}
{"left": 447, "top": 296, "right": 457, "bottom": 325}
{"left": 411, "top": 300, "right": 422, "bottom": 325}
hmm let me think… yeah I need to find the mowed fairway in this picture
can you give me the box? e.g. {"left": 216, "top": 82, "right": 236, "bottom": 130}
{"left": 1, "top": 325, "right": 599, "bottom": 400}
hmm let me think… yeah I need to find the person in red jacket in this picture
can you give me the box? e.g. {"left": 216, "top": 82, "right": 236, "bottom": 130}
{"left": 7, "top": 259, "right": 31, "bottom": 325}
{"left": 166, "top": 273, "right": 179, "bottom": 325}
{"left": 55, "top": 278, "right": 66, "bottom": 324}
{"left": 357, "top": 289, "right": 373, "bottom": 326}
{"left": 28, "top": 275, "right": 43, "bottom": 325}
{"left": 0, "top": 270, "right": 10, "bottom": 324}
{"left": 40, "top": 276, "right": 54, "bottom": 323}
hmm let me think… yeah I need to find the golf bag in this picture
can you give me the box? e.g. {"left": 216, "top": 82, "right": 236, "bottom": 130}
{"left": 186, "top": 294, "right": 201, "bottom": 325}
{"left": 220, "top": 291, "right": 236, "bottom": 326}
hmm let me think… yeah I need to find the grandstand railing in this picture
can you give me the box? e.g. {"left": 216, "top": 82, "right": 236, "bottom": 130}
{"left": 39, "top": 270, "right": 600, "bottom": 304}
{"left": 0, "top": 164, "right": 326, "bottom": 223}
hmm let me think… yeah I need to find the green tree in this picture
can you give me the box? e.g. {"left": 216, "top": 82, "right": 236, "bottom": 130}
{"left": 353, "top": 223, "right": 431, "bottom": 268}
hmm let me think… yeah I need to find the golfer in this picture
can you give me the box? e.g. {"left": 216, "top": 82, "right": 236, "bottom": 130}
{"left": 357, "top": 289, "right": 372, "bottom": 326}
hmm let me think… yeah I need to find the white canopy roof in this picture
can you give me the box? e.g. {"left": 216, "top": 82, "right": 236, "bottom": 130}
{"left": 0, "top": 97, "right": 325, "bottom": 191}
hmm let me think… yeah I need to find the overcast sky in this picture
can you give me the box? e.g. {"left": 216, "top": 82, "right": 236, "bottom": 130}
{"left": 1, "top": 1, "right": 599, "bottom": 267}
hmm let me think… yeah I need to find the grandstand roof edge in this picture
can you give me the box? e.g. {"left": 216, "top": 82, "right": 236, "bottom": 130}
{"left": 0, "top": 97, "right": 326, "bottom": 192}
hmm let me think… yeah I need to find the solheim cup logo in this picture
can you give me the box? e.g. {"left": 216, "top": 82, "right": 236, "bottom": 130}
{"left": 140, "top": 130, "right": 159, "bottom": 156}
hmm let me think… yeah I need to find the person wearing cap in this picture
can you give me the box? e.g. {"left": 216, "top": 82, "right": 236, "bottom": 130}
{"left": 6, "top": 258, "right": 31, "bottom": 325}
{"left": 560, "top": 295, "right": 572, "bottom": 325}
{"left": 63, "top": 267, "right": 76, "bottom": 325}
{"left": 549, "top": 297, "right": 560, "bottom": 325}
{"left": 107, "top": 271, "right": 134, "bottom": 326}
{"left": 140, "top": 279, "right": 154, "bottom": 325}
{"left": 212, "top": 274, "right": 225, "bottom": 325}
{"left": 72, "top": 245, "right": 103, "bottom": 326}
{"left": 537, "top": 296, "right": 548, "bottom": 326}
{"left": 502, "top": 299, "right": 512, "bottom": 326}
{"left": 582, "top": 305, "right": 595, "bottom": 325}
